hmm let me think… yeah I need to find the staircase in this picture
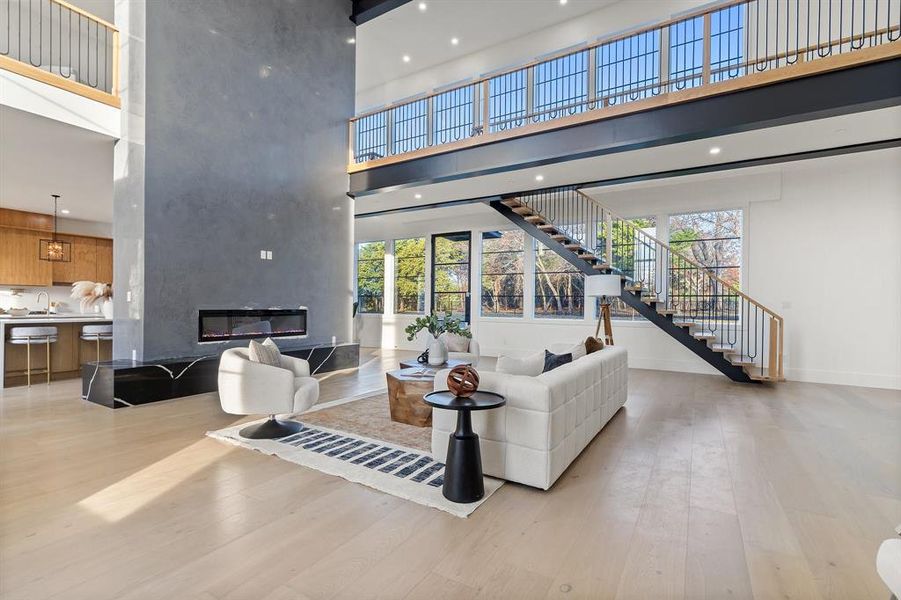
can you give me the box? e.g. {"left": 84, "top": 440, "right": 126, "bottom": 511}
{"left": 489, "top": 186, "right": 784, "bottom": 383}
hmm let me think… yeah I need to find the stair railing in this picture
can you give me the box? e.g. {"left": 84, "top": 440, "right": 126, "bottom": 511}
{"left": 513, "top": 187, "right": 783, "bottom": 380}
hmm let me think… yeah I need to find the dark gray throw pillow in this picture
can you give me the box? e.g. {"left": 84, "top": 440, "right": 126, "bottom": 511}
{"left": 542, "top": 349, "right": 572, "bottom": 373}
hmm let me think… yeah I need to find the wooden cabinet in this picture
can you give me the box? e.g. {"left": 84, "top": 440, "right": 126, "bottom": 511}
{"left": 0, "top": 214, "right": 113, "bottom": 286}
{"left": 52, "top": 234, "right": 99, "bottom": 284}
{"left": 0, "top": 227, "right": 53, "bottom": 286}
{"left": 96, "top": 238, "right": 113, "bottom": 284}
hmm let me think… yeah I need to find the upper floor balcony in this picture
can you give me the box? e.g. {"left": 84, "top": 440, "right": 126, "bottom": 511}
{"left": 0, "top": 0, "right": 119, "bottom": 108}
{"left": 348, "top": 0, "right": 901, "bottom": 176}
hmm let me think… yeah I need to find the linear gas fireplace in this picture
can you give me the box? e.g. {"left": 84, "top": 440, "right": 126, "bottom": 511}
{"left": 198, "top": 309, "right": 307, "bottom": 343}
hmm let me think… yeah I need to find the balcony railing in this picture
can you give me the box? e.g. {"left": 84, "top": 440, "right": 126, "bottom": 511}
{"left": 0, "top": 0, "right": 119, "bottom": 107}
{"left": 349, "top": 0, "right": 901, "bottom": 171}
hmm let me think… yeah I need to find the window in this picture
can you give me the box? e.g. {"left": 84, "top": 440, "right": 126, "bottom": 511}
{"left": 534, "top": 240, "right": 584, "bottom": 319}
{"left": 596, "top": 29, "right": 661, "bottom": 105}
{"left": 433, "top": 86, "right": 475, "bottom": 144}
{"left": 488, "top": 69, "right": 527, "bottom": 133}
{"left": 481, "top": 230, "right": 524, "bottom": 317}
{"left": 395, "top": 238, "right": 425, "bottom": 314}
{"left": 669, "top": 209, "right": 742, "bottom": 318}
{"left": 710, "top": 3, "right": 745, "bottom": 82}
{"left": 533, "top": 50, "right": 588, "bottom": 121}
{"left": 601, "top": 216, "right": 657, "bottom": 321}
{"left": 356, "top": 241, "right": 385, "bottom": 314}
{"left": 669, "top": 16, "right": 705, "bottom": 91}
{"left": 391, "top": 99, "right": 428, "bottom": 155}
{"left": 432, "top": 233, "right": 471, "bottom": 322}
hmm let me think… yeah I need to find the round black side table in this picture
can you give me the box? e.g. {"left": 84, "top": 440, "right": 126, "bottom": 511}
{"left": 423, "top": 390, "right": 506, "bottom": 503}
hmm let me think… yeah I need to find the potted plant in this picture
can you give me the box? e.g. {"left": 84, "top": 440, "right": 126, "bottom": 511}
{"left": 404, "top": 311, "right": 471, "bottom": 366}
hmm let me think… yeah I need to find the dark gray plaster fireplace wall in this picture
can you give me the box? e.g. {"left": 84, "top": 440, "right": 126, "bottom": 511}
{"left": 113, "top": 0, "right": 355, "bottom": 361}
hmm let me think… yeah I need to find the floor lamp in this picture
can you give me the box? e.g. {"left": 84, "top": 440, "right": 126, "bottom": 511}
{"left": 586, "top": 274, "right": 622, "bottom": 346}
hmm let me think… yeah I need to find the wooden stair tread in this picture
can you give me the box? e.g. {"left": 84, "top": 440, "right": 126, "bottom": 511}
{"left": 550, "top": 234, "right": 568, "bottom": 241}
{"left": 592, "top": 263, "right": 612, "bottom": 270}
{"left": 538, "top": 224, "right": 558, "bottom": 231}
{"left": 710, "top": 344, "right": 737, "bottom": 354}
{"left": 693, "top": 332, "right": 716, "bottom": 340}
{"left": 672, "top": 321, "right": 698, "bottom": 328}
{"left": 657, "top": 309, "right": 676, "bottom": 315}
{"left": 524, "top": 215, "right": 544, "bottom": 223}
{"left": 501, "top": 199, "right": 522, "bottom": 208}
{"left": 512, "top": 207, "right": 533, "bottom": 215}
{"left": 745, "top": 368, "right": 782, "bottom": 381}
{"left": 563, "top": 243, "right": 582, "bottom": 250}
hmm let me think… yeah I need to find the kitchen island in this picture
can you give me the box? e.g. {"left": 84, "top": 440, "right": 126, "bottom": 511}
{"left": 1, "top": 315, "right": 111, "bottom": 388}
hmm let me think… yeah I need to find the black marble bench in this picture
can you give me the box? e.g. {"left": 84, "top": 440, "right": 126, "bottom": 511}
{"left": 82, "top": 342, "right": 359, "bottom": 408}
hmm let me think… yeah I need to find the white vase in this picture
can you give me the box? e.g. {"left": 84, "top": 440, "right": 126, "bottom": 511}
{"left": 101, "top": 298, "right": 114, "bottom": 319}
{"left": 427, "top": 334, "right": 447, "bottom": 366}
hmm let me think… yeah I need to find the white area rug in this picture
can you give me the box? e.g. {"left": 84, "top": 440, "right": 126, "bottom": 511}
{"left": 207, "top": 415, "right": 503, "bottom": 518}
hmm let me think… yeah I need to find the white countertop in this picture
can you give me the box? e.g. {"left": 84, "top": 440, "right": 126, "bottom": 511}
{"left": 0, "top": 315, "right": 112, "bottom": 324}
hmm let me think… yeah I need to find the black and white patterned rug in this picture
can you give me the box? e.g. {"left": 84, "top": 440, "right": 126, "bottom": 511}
{"left": 207, "top": 419, "right": 503, "bottom": 518}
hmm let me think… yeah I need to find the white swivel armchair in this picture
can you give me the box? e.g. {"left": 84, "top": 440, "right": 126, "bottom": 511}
{"left": 444, "top": 333, "right": 480, "bottom": 367}
{"left": 217, "top": 347, "right": 319, "bottom": 439}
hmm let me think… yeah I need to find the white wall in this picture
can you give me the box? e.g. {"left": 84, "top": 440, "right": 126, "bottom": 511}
{"left": 357, "top": 0, "right": 707, "bottom": 111}
{"left": 354, "top": 149, "right": 901, "bottom": 389}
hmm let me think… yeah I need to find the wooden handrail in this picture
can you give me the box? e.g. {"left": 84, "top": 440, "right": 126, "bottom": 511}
{"left": 0, "top": 0, "right": 120, "bottom": 107}
{"left": 574, "top": 189, "right": 784, "bottom": 322}
{"left": 53, "top": 0, "right": 118, "bottom": 32}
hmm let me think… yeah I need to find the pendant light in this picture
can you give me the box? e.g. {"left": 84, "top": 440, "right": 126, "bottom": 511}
{"left": 39, "top": 194, "right": 71, "bottom": 262}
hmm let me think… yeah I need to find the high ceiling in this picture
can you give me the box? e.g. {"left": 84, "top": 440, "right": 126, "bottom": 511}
{"left": 355, "top": 0, "right": 616, "bottom": 101}
{"left": 0, "top": 106, "right": 114, "bottom": 223}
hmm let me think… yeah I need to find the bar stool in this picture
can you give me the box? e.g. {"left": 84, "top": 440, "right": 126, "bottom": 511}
{"left": 81, "top": 324, "right": 113, "bottom": 362}
{"left": 9, "top": 327, "right": 58, "bottom": 386}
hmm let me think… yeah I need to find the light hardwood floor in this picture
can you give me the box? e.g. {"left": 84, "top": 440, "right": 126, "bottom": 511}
{"left": 0, "top": 348, "right": 898, "bottom": 600}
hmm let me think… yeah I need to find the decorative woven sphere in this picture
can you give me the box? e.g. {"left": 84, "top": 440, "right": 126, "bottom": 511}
{"left": 447, "top": 365, "right": 480, "bottom": 398}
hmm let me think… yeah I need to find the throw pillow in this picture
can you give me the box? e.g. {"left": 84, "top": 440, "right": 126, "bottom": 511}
{"left": 248, "top": 337, "right": 281, "bottom": 367}
{"left": 568, "top": 341, "right": 587, "bottom": 361}
{"left": 496, "top": 351, "right": 545, "bottom": 376}
{"left": 443, "top": 332, "right": 470, "bottom": 353}
{"left": 543, "top": 349, "right": 573, "bottom": 373}
{"left": 585, "top": 336, "right": 604, "bottom": 354}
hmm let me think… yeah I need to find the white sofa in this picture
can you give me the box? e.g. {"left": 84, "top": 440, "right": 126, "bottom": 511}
{"left": 432, "top": 345, "right": 628, "bottom": 490}
{"left": 218, "top": 347, "right": 319, "bottom": 439}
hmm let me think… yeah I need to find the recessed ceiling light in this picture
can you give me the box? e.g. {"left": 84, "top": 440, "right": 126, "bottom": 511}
{"left": 60, "top": 209, "right": 70, "bottom": 214}
{"left": 559, "top": 0, "right": 568, "bottom": 5}
{"left": 347, "top": 37, "right": 355, "bottom": 44}
{"left": 414, "top": 193, "right": 422, "bottom": 199}
{"left": 451, "top": 37, "right": 459, "bottom": 46}
{"left": 402, "top": 54, "right": 411, "bottom": 63}
{"left": 418, "top": 2, "right": 427, "bottom": 10}
{"left": 535, "top": 174, "right": 544, "bottom": 182}
{"left": 709, "top": 146, "right": 721, "bottom": 155}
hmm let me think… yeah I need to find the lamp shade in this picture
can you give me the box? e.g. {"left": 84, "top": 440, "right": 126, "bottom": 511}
{"left": 585, "top": 274, "right": 621, "bottom": 298}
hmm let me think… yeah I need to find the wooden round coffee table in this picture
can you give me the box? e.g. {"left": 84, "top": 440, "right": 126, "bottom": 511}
{"left": 423, "top": 390, "right": 506, "bottom": 503}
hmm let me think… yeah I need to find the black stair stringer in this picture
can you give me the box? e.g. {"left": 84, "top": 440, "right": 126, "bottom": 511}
{"left": 489, "top": 198, "right": 756, "bottom": 383}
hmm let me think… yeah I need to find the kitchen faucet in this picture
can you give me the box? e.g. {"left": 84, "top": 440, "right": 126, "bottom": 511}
{"left": 36, "top": 291, "right": 50, "bottom": 315}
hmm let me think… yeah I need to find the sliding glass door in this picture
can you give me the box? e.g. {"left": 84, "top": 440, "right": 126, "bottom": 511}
{"left": 431, "top": 232, "right": 471, "bottom": 324}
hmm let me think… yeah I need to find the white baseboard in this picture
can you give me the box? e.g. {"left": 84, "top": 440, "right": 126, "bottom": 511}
{"left": 784, "top": 367, "right": 901, "bottom": 390}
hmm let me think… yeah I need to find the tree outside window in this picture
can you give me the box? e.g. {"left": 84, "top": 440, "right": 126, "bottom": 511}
{"left": 481, "top": 231, "right": 524, "bottom": 317}
{"left": 669, "top": 209, "right": 742, "bottom": 320}
{"left": 356, "top": 241, "right": 385, "bottom": 314}
{"left": 395, "top": 238, "right": 425, "bottom": 314}
{"left": 535, "top": 240, "right": 584, "bottom": 319}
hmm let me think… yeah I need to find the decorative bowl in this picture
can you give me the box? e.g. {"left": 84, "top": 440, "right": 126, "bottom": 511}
{"left": 8, "top": 308, "right": 29, "bottom": 316}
